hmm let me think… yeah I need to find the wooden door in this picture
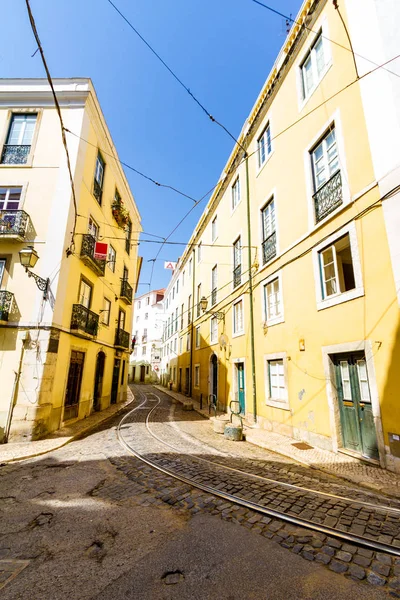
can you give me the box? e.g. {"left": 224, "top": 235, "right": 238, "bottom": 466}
{"left": 64, "top": 351, "right": 85, "bottom": 420}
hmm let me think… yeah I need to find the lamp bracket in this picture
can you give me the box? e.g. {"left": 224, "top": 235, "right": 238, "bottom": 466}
{"left": 26, "top": 268, "right": 50, "bottom": 298}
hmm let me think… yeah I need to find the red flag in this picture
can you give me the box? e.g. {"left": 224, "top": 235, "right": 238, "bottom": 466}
{"left": 94, "top": 242, "right": 108, "bottom": 260}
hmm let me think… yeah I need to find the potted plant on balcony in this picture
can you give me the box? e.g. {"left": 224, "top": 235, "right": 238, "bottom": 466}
{"left": 111, "top": 196, "right": 130, "bottom": 228}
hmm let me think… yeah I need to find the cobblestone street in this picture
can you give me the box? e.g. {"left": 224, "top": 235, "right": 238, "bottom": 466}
{"left": 0, "top": 385, "right": 399, "bottom": 599}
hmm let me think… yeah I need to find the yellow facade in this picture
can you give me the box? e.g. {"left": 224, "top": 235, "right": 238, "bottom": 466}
{"left": 161, "top": 0, "right": 400, "bottom": 472}
{"left": 0, "top": 79, "right": 141, "bottom": 441}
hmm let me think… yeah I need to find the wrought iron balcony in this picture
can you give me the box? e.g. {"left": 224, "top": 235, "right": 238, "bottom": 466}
{"left": 115, "top": 327, "right": 130, "bottom": 349}
{"left": 120, "top": 279, "right": 133, "bottom": 304}
{"left": 262, "top": 231, "right": 277, "bottom": 265}
{"left": 0, "top": 291, "right": 14, "bottom": 322}
{"left": 93, "top": 178, "right": 103, "bottom": 204}
{"left": 211, "top": 288, "right": 217, "bottom": 306}
{"left": 80, "top": 234, "right": 105, "bottom": 276}
{"left": 233, "top": 264, "right": 241, "bottom": 289}
{"left": 70, "top": 304, "right": 99, "bottom": 337}
{"left": 313, "top": 170, "right": 343, "bottom": 223}
{"left": 1, "top": 144, "right": 30, "bottom": 165}
{"left": 0, "top": 210, "right": 32, "bottom": 241}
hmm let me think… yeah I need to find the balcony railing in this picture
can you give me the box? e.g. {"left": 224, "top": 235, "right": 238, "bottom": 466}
{"left": 0, "top": 210, "right": 32, "bottom": 241}
{"left": 93, "top": 178, "right": 103, "bottom": 204}
{"left": 313, "top": 170, "right": 343, "bottom": 223}
{"left": 120, "top": 279, "right": 133, "bottom": 304}
{"left": 262, "top": 231, "right": 277, "bottom": 265}
{"left": 0, "top": 291, "right": 14, "bottom": 322}
{"left": 80, "top": 234, "right": 105, "bottom": 276}
{"left": 233, "top": 264, "right": 241, "bottom": 289}
{"left": 115, "top": 327, "right": 130, "bottom": 349}
{"left": 211, "top": 288, "right": 217, "bottom": 306}
{"left": 1, "top": 144, "right": 30, "bottom": 165}
{"left": 70, "top": 304, "right": 99, "bottom": 336}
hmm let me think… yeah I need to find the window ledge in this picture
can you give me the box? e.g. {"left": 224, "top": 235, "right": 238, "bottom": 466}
{"left": 256, "top": 150, "right": 274, "bottom": 178}
{"left": 232, "top": 330, "right": 245, "bottom": 339}
{"left": 265, "top": 316, "right": 285, "bottom": 328}
{"left": 317, "top": 287, "right": 364, "bottom": 311}
{"left": 266, "top": 399, "right": 290, "bottom": 411}
{"left": 299, "top": 61, "right": 333, "bottom": 111}
{"left": 0, "top": 163, "right": 33, "bottom": 168}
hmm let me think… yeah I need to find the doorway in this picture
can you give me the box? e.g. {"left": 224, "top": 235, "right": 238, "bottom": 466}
{"left": 185, "top": 368, "right": 190, "bottom": 395}
{"left": 333, "top": 352, "right": 378, "bottom": 460}
{"left": 93, "top": 351, "right": 105, "bottom": 411}
{"left": 178, "top": 368, "right": 182, "bottom": 393}
{"left": 64, "top": 351, "right": 85, "bottom": 421}
{"left": 140, "top": 365, "right": 146, "bottom": 382}
{"left": 111, "top": 359, "right": 121, "bottom": 404}
{"left": 235, "top": 362, "right": 245, "bottom": 414}
{"left": 210, "top": 354, "right": 218, "bottom": 401}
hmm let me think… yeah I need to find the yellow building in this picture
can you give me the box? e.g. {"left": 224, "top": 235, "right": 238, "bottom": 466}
{"left": 0, "top": 79, "right": 141, "bottom": 442}
{"left": 161, "top": 0, "right": 400, "bottom": 473}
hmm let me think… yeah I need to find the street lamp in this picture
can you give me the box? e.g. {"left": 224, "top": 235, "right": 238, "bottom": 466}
{"left": 19, "top": 246, "right": 50, "bottom": 300}
{"left": 200, "top": 296, "right": 225, "bottom": 322}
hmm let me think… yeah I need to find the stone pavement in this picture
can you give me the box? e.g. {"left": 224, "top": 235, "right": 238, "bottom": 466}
{"left": 0, "top": 390, "right": 134, "bottom": 464}
{"left": 154, "top": 385, "right": 400, "bottom": 499}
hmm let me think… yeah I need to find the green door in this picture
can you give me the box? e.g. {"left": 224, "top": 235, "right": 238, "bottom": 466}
{"left": 237, "top": 363, "right": 245, "bottom": 414}
{"left": 334, "top": 353, "right": 378, "bottom": 460}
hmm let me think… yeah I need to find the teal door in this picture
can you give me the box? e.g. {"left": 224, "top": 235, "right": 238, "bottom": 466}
{"left": 236, "top": 363, "right": 245, "bottom": 414}
{"left": 334, "top": 353, "right": 378, "bottom": 460}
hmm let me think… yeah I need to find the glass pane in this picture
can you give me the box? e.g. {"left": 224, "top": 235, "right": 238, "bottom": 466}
{"left": 8, "top": 115, "right": 25, "bottom": 144}
{"left": 258, "top": 137, "right": 265, "bottom": 166}
{"left": 303, "top": 56, "right": 314, "bottom": 95}
{"left": 322, "top": 247, "right": 334, "bottom": 265}
{"left": 0, "top": 259, "right": 5, "bottom": 287}
{"left": 266, "top": 126, "right": 272, "bottom": 154}
{"left": 357, "top": 360, "right": 371, "bottom": 402}
{"left": 22, "top": 115, "right": 37, "bottom": 145}
{"left": 340, "top": 361, "right": 352, "bottom": 400}
{"left": 315, "top": 37, "right": 325, "bottom": 75}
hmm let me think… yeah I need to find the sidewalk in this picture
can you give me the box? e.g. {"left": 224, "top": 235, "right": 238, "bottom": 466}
{"left": 155, "top": 385, "right": 400, "bottom": 499}
{"left": 0, "top": 389, "right": 134, "bottom": 464}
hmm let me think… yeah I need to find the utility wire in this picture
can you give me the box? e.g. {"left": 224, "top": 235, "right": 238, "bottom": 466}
{"left": 105, "top": 0, "right": 246, "bottom": 154}
{"left": 25, "top": 0, "right": 78, "bottom": 254}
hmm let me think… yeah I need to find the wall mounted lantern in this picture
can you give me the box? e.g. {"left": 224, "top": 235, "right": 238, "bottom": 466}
{"left": 19, "top": 246, "right": 50, "bottom": 300}
{"left": 200, "top": 296, "right": 225, "bottom": 322}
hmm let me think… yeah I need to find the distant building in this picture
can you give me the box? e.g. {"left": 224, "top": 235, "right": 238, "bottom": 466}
{"left": 129, "top": 289, "right": 166, "bottom": 383}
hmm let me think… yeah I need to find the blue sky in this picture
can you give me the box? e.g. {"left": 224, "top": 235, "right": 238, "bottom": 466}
{"left": 4, "top": 0, "right": 302, "bottom": 291}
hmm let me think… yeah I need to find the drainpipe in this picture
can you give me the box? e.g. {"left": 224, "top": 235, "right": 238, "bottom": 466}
{"left": 245, "top": 153, "right": 257, "bottom": 423}
{"left": 189, "top": 248, "right": 195, "bottom": 397}
{"left": 4, "top": 333, "right": 27, "bottom": 443}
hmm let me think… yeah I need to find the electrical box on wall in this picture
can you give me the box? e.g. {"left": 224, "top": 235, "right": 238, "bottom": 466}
{"left": 389, "top": 433, "right": 400, "bottom": 458}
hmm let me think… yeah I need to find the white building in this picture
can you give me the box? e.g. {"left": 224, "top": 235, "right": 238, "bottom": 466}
{"left": 129, "top": 288, "right": 166, "bottom": 383}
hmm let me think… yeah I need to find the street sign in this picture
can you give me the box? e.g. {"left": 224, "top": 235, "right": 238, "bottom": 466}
{"left": 94, "top": 242, "right": 108, "bottom": 260}
{"left": 164, "top": 261, "right": 177, "bottom": 270}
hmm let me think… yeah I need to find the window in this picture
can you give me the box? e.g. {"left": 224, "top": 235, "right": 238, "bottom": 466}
{"left": 198, "top": 242, "right": 202, "bottom": 263}
{"left": 195, "top": 326, "right": 200, "bottom": 348}
{"left": 137, "top": 300, "right": 141, "bottom": 309}
{"left": 79, "top": 279, "right": 92, "bottom": 308}
{"left": 194, "top": 365, "right": 200, "bottom": 388}
{"left": 311, "top": 126, "right": 342, "bottom": 222}
{"left": 268, "top": 359, "right": 286, "bottom": 401}
{"left": 301, "top": 32, "right": 327, "bottom": 100}
{"left": 142, "top": 346, "right": 147, "bottom": 355}
{"left": 107, "top": 245, "right": 116, "bottom": 272}
{"left": 188, "top": 295, "right": 192, "bottom": 324}
{"left": 233, "top": 237, "right": 241, "bottom": 288}
{"left": 179, "top": 337, "right": 183, "bottom": 354}
{"left": 121, "top": 361, "right": 126, "bottom": 384}
{"left": 211, "top": 266, "right": 217, "bottom": 306}
{"left": 93, "top": 153, "right": 105, "bottom": 203}
{"left": 257, "top": 123, "right": 272, "bottom": 168}
{"left": 181, "top": 303, "right": 184, "bottom": 329}
{"left": 186, "top": 332, "right": 191, "bottom": 351}
{"left": 1, "top": 113, "right": 37, "bottom": 164}
{"left": 146, "top": 296, "right": 150, "bottom": 305}
{"left": 102, "top": 297, "right": 111, "bottom": 325}
{"left": 189, "top": 259, "right": 192, "bottom": 277}
{"left": 0, "top": 187, "right": 22, "bottom": 210}
{"left": 197, "top": 283, "right": 201, "bottom": 318}
{"left": 212, "top": 216, "right": 217, "bottom": 242}
{"left": 264, "top": 277, "right": 282, "bottom": 324}
{"left": 142, "top": 328, "right": 147, "bottom": 341}
{"left": 175, "top": 307, "right": 178, "bottom": 332}
{"left": 118, "top": 309, "right": 126, "bottom": 330}
{"left": 172, "top": 286, "right": 175, "bottom": 300}
{"left": 88, "top": 216, "right": 99, "bottom": 240}
{"left": 210, "top": 317, "right": 218, "bottom": 344}
{"left": 176, "top": 279, "right": 179, "bottom": 294}
{"left": 232, "top": 177, "right": 240, "bottom": 210}
{"left": 233, "top": 299, "right": 244, "bottom": 335}
{"left": 136, "top": 315, "right": 139, "bottom": 322}
{"left": 319, "top": 234, "right": 355, "bottom": 299}
{"left": 261, "top": 199, "right": 277, "bottom": 265}
{"left": 0, "top": 258, "right": 6, "bottom": 287}
{"left": 125, "top": 220, "right": 132, "bottom": 255}
{"left": 182, "top": 271, "right": 185, "bottom": 286}
{"left": 145, "top": 312, "right": 148, "bottom": 320}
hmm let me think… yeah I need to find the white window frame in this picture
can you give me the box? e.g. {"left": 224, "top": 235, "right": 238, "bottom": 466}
{"left": 264, "top": 352, "right": 289, "bottom": 410}
{"left": 232, "top": 233, "right": 242, "bottom": 290}
{"left": 231, "top": 177, "right": 241, "bottom": 211}
{"left": 195, "top": 325, "right": 200, "bottom": 349}
{"left": 296, "top": 18, "right": 332, "bottom": 108}
{"left": 194, "top": 364, "right": 200, "bottom": 388}
{"left": 211, "top": 215, "right": 218, "bottom": 243}
{"left": 101, "top": 297, "right": 111, "bottom": 326}
{"left": 210, "top": 316, "right": 218, "bottom": 344}
{"left": 179, "top": 337, "right": 183, "bottom": 354}
{"left": 232, "top": 296, "right": 244, "bottom": 338}
{"left": 198, "top": 241, "right": 202, "bottom": 263}
{"left": 261, "top": 271, "right": 284, "bottom": 327}
{"left": 312, "top": 222, "right": 364, "bottom": 311}
{"left": 304, "top": 112, "right": 350, "bottom": 231}
{"left": 257, "top": 122, "right": 272, "bottom": 170}
{"left": 107, "top": 244, "right": 116, "bottom": 273}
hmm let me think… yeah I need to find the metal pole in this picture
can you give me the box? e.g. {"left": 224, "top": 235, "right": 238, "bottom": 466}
{"left": 189, "top": 248, "right": 195, "bottom": 397}
{"left": 245, "top": 153, "right": 257, "bottom": 423}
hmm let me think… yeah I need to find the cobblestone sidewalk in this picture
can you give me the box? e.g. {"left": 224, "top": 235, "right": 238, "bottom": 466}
{"left": 154, "top": 385, "right": 400, "bottom": 499}
{"left": 0, "top": 390, "right": 134, "bottom": 464}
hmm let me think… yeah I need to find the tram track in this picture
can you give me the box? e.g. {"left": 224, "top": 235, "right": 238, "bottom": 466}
{"left": 117, "top": 386, "right": 400, "bottom": 557}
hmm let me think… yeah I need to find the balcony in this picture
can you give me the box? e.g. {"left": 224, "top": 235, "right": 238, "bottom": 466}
{"left": 93, "top": 179, "right": 103, "bottom": 204}
{"left": 70, "top": 304, "right": 99, "bottom": 337}
{"left": 211, "top": 288, "right": 217, "bottom": 306}
{"left": 1, "top": 144, "right": 30, "bottom": 165}
{"left": 313, "top": 170, "right": 343, "bottom": 223}
{"left": 233, "top": 264, "right": 241, "bottom": 289}
{"left": 80, "top": 234, "right": 105, "bottom": 276}
{"left": 0, "top": 210, "right": 33, "bottom": 242}
{"left": 120, "top": 279, "right": 133, "bottom": 304}
{"left": 115, "top": 327, "right": 130, "bottom": 349}
{"left": 0, "top": 291, "right": 14, "bottom": 322}
{"left": 262, "top": 231, "right": 277, "bottom": 265}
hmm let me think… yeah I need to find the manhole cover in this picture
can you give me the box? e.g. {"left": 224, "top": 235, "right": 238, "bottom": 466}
{"left": 292, "top": 442, "right": 313, "bottom": 450}
{"left": 0, "top": 560, "right": 30, "bottom": 590}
